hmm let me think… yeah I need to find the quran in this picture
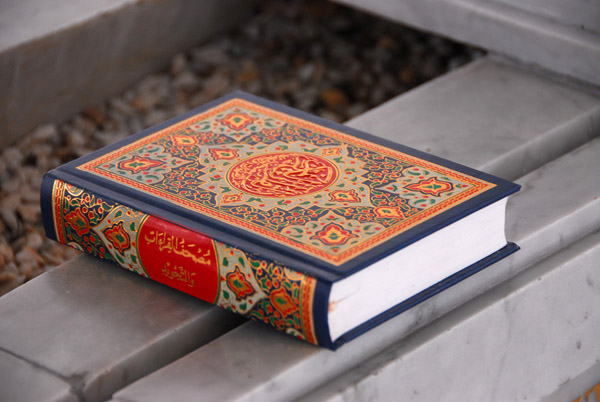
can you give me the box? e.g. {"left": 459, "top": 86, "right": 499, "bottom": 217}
{"left": 41, "top": 92, "right": 519, "bottom": 349}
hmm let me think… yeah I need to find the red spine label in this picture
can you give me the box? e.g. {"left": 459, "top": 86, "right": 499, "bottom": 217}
{"left": 138, "top": 216, "right": 219, "bottom": 303}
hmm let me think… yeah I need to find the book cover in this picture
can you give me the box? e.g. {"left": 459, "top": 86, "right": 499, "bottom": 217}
{"left": 41, "top": 91, "right": 519, "bottom": 349}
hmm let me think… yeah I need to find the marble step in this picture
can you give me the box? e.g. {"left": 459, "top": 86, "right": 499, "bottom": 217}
{"left": 0, "top": 0, "right": 254, "bottom": 148}
{"left": 542, "top": 363, "right": 600, "bottom": 402}
{"left": 296, "top": 229, "right": 600, "bottom": 402}
{"left": 0, "top": 349, "right": 77, "bottom": 402}
{"left": 346, "top": 58, "right": 600, "bottom": 181}
{"left": 0, "top": 256, "right": 246, "bottom": 402}
{"left": 1, "top": 57, "right": 598, "bottom": 402}
{"left": 109, "top": 71, "right": 600, "bottom": 400}
{"left": 334, "top": 0, "right": 600, "bottom": 87}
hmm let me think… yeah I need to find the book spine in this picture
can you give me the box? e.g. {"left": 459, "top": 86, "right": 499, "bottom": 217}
{"left": 41, "top": 175, "right": 324, "bottom": 346}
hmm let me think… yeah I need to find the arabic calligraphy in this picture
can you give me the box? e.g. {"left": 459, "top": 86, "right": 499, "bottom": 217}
{"left": 228, "top": 152, "right": 338, "bottom": 197}
{"left": 161, "top": 262, "right": 196, "bottom": 288}
{"left": 144, "top": 230, "right": 212, "bottom": 265}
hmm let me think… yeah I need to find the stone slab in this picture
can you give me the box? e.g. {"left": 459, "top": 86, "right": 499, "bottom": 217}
{"left": 335, "top": 0, "right": 600, "bottom": 87}
{"left": 0, "top": 255, "right": 245, "bottom": 402}
{"left": 0, "top": 349, "right": 76, "bottom": 402}
{"left": 296, "top": 229, "right": 600, "bottom": 402}
{"left": 4, "top": 58, "right": 599, "bottom": 401}
{"left": 346, "top": 58, "right": 600, "bottom": 181}
{"left": 492, "top": 0, "right": 600, "bottom": 34}
{"left": 503, "top": 138, "right": 600, "bottom": 275}
{"left": 541, "top": 363, "right": 600, "bottom": 402}
{"left": 0, "top": 0, "right": 132, "bottom": 51}
{"left": 0, "top": 0, "right": 254, "bottom": 148}
{"left": 111, "top": 67, "right": 600, "bottom": 401}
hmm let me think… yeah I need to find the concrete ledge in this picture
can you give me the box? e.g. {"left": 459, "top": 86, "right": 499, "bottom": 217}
{"left": 0, "top": 349, "right": 76, "bottom": 402}
{"left": 541, "top": 363, "right": 600, "bottom": 402}
{"left": 109, "top": 137, "right": 600, "bottom": 402}
{"left": 297, "top": 229, "right": 600, "bottom": 401}
{"left": 0, "top": 256, "right": 245, "bottom": 401}
{"left": 0, "top": 0, "right": 254, "bottom": 148}
{"left": 335, "top": 0, "right": 600, "bottom": 88}
{"left": 110, "top": 60, "right": 600, "bottom": 402}
{"left": 347, "top": 58, "right": 600, "bottom": 181}
{"left": 3, "top": 58, "right": 599, "bottom": 400}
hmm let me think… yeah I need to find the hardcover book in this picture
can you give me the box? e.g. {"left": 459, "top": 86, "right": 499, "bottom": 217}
{"left": 41, "top": 92, "right": 519, "bottom": 349}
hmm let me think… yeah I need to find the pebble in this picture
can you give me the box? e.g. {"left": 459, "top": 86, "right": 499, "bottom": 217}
{"left": 82, "top": 107, "right": 106, "bottom": 126}
{"left": 170, "top": 53, "right": 187, "bottom": 77}
{"left": 1, "top": 193, "right": 20, "bottom": 213}
{"left": 0, "top": 262, "right": 24, "bottom": 295}
{"left": 72, "top": 115, "right": 96, "bottom": 137}
{"left": 109, "top": 98, "right": 135, "bottom": 116}
{"left": 320, "top": 88, "right": 349, "bottom": 110}
{"left": 31, "top": 124, "right": 58, "bottom": 143}
{"left": 0, "top": 0, "right": 478, "bottom": 296}
{"left": 0, "top": 209, "right": 20, "bottom": 236}
{"left": 15, "top": 247, "right": 39, "bottom": 266}
{"left": 173, "top": 71, "right": 200, "bottom": 93}
{"left": 2, "top": 177, "right": 21, "bottom": 193}
{"left": 0, "top": 244, "right": 14, "bottom": 267}
{"left": 0, "top": 271, "right": 17, "bottom": 285}
{"left": 67, "top": 129, "right": 86, "bottom": 149}
{"left": 24, "top": 232, "right": 43, "bottom": 250}
{"left": 144, "top": 110, "right": 171, "bottom": 128}
{"left": 2, "top": 147, "right": 23, "bottom": 171}
{"left": 191, "top": 42, "right": 231, "bottom": 69}
{"left": 21, "top": 188, "right": 40, "bottom": 204}
{"left": 17, "top": 204, "right": 41, "bottom": 225}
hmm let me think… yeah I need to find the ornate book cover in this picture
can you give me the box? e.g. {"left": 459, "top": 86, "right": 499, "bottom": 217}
{"left": 41, "top": 91, "right": 519, "bottom": 349}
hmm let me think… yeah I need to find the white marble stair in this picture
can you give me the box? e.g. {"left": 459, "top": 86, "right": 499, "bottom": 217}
{"left": 2, "top": 56, "right": 599, "bottom": 402}
{"left": 0, "top": 256, "right": 246, "bottom": 402}
{"left": 334, "top": 0, "right": 600, "bottom": 87}
{"left": 295, "top": 229, "right": 600, "bottom": 402}
{"left": 108, "top": 61, "right": 600, "bottom": 402}
{"left": 0, "top": 350, "right": 78, "bottom": 402}
{"left": 346, "top": 59, "right": 600, "bottom": 182}
{"left": 0, "top": 0, "right": 254, "bottom": 148}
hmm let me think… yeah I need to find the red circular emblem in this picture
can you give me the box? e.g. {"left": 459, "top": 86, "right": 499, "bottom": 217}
{"left": 227, "top": 152, "right": 338, "bottom": 197}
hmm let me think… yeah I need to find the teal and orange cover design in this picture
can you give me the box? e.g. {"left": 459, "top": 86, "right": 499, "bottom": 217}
{"left": 42, "top": 92, "right": 515, "bottom": 347}
{"left": 75, "top": 97, "right": 494, "bottom": 265}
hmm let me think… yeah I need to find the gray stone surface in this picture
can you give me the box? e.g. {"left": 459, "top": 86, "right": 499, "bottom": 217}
{"left": 541, "top": 362, "right": 600, "bottom": 402}
{"left": 347, "top": 58, "right": 600, "bottom": 181}
{"left": 492, "top": 0, "right": 600, "bottom": 35}
{"left": 112, "top": 143, "right": 600, "bottom": 401}
{"left": 335, "top": 0, "right": 600, "bottom": 87}
{"left": 4, "top": 57, "right": 599, "bottom": 401}
{"left": 112, "top": 61, "right": 600, "bottom": 402}
{"left": 0, "top": 255, "right": 245, "bottom": 402}
{"left": 0, "top": 349, "right": 77, "bottom": 402}
{"left": 504, "top": 138, "right": 600, "bottom": 275}
{"left": 0, "top": 0, "right": 131, "bottom": 50}
{"left": 0, "top": 0, "right": 254, "bottom": 148}
{"left": 296, "top": 230, "right": 600, "bottom": 402}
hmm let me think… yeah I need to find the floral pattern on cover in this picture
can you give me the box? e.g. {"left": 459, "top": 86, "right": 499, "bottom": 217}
{"left": 52, "top": 180, "right": 318, "bottom": 344}
{"left": 78, "top": 98, "right": 495, "bottom": 265}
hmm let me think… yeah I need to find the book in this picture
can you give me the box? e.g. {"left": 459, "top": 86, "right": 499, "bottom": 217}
{"left": 41, "top": 91, "right": 519, "bottom": 349}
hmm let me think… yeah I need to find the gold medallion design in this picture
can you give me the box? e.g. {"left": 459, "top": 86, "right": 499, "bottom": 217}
{"left": 227, "top": 152, "right": 338, "bottom": 197}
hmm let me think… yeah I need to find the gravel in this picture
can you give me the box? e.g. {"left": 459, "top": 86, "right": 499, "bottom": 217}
{"left": 0, "top": 0, "right": 482, "bottom": 295}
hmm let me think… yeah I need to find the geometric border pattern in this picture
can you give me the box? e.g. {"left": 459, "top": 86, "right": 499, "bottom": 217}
{"left": 77, "top": 98, "right": 495, "bottom": 265}
{"left": 51, "top": 179, "right": 319, "bottom": 344}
